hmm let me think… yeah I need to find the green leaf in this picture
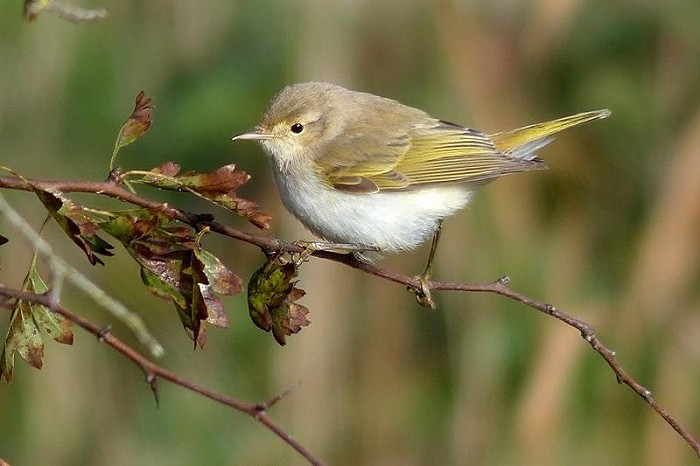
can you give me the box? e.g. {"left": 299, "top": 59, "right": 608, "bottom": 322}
{"left": 1, "top": 255, "right": 74, "bottom": 384}
{"left": 247, "top": 254, "right": 310, "bottom": 346}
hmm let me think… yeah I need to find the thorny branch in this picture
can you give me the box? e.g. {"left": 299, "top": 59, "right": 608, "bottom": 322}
{"left": 0, "top": 174, "right": 698, "bottom": 460}
{"left": 0, "top": 286, "right": 323, "bottom": 466}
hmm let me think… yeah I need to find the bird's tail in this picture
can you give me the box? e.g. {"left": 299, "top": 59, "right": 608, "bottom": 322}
{"left": 490, "top": 109, "right": 611, "bottom": 160}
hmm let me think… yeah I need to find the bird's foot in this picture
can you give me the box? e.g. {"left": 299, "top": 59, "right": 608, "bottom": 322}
{"left": 290, "top": 241, "right": 378, "bottom": 264}
{"left": 411, "top": 271, "right": 436, "bottom": 310}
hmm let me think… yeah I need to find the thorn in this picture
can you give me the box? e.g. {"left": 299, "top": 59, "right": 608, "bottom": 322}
{"left": 257, "top": 382, "right": 302, "bottom": 412}
{"left": 97, "top": 325, "right": 112, "bottom": 342}
{"left": 106, "top": 167, "right": 124, "bottom": 184}
{"left": 580, "top": 324, "right": 595, "bottom": 341}
{"left": 146, "top": 372, "right": 160, "bottom": 407}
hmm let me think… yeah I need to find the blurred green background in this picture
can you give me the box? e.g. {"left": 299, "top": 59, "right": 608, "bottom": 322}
{"left": 1, "top": 1, "right": 700, "bottom": 465}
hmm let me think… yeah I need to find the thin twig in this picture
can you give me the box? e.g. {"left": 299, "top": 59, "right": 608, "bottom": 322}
{"left": 0, "top": 286, "right": 324, "bottom": 466}
{"left": 0, "top": 174, "right": 698, "bottom": 458}
{"left": 24, "top": 0, "right": 107, "bottom": 23}
{"left": 324, "top": 255, "right": 700, "bottom": 455}
{"left": 255, "top": 382, "right": 302, "bottom": 412}
{"left": 0, "top": 193, "right": 164, "bottom": 358}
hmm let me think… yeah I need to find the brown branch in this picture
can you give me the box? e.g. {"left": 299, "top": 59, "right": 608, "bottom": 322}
{"left": 1, "top": 174, "right": 699, "bottom": 458}
{"left": 0, "top": 286, "right": 324, "bottom": 466}
{"left": 324, "top": 255, "right": 700, "bottom": 457}
{"left": 0, "top": 176, "right": 268, "bottom": 248}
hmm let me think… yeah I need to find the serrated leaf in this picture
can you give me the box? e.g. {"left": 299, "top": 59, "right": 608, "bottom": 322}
{"left": 202, "top": 193, "right": 272, "bottom": 230}
{"left": 34, "top": 188, "right": 114, "bottom": 265}
{"left": 98, "top": 208, "right": 172, "bottom": 243}
{"left": 270, "top": 289, "right": 310, "bottom": 346}
{"left": 140, "top": 264, "right": 188, "bottom": 308}
{"left": 1, "top": 255, "right": 73, "bottom": 383}
{"left": 135, "top": 244, "right": 192, "bottom": 309}
{"left": 247, "top": 254, "right": 310, "bottom": 346}
{"left": 141, "top": 163, "right": 272, "bottom": 230}
{"left": 100, "top": 211, "right": 236, "bottom": 348}
{"left": 171, "top": 164, "right": 251, "bottom": 193}
{"left": 113, "top": 91, "right": 153, "bottom": 156}
{"left": 26, "top": 264, "right": 73, "bottom": 346}
{"left": 193, "top": 247, "right": 242, "bottom": 296}
{"left": 198, "top": 283, "right": 230, "bottom": 328}
{"left": 146, "top": 161, "right": 181, "bottom": 179}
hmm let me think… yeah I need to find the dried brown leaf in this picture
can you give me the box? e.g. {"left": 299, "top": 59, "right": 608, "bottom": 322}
{"left": 148, "top": 161, "right": 181, "bottom": 178}
{"left": 141, "top": 164, "right": 272, "bottom": 230}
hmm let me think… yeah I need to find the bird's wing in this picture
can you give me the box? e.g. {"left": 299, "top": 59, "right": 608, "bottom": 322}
{"left": 322, "top": 120, "right": 545, "bottom": 193}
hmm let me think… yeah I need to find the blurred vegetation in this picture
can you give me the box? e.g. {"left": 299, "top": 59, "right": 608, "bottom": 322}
{"left": 1, "top": 1, "right": 700, "bottom": 465}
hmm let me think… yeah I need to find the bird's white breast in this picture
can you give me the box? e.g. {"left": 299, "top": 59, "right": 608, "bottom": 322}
{"left": 272, "top": 165, "right": 472, "bottom": 252}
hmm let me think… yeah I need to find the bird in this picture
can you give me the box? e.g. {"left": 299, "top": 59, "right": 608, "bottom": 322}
{"left": 233, "top": 82, "right": 610, "bottom": 306}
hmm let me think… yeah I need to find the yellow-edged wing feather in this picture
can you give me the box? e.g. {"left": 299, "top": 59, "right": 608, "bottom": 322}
{"left": 490, "top": 109, "right": 611, "bottom": 156}
{"left": 323, "top": 109, "right": 610, "bottom": 192}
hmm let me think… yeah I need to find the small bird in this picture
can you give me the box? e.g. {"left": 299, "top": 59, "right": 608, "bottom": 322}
{"left": 233, "top": 82, "right": 610, "bottom": 306}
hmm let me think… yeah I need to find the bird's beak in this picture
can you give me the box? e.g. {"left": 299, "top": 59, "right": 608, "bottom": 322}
{"left": 232, "top": 127, "right": 273, "bottom": 141}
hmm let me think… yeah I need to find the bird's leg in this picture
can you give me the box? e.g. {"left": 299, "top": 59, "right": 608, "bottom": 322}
{"left": 291, "top": 240, "right": 379, "bottom": 263}
{"left": 308, "top": 242, "right": 379, "bottom": 253}
{"left": 412, "top": 221, "right": 442, "bottom": 309}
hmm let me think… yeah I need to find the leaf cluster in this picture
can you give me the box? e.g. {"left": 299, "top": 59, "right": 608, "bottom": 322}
{"left": 1, "top": 91, "right": 311, "bottom": 382}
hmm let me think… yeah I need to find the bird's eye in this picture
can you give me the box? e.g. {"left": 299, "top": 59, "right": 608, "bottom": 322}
{"left": 290, "top": 123, "right": 304, "bottom": 134}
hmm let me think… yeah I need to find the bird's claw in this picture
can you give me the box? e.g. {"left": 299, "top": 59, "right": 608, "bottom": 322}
{"left": 411, "top": 273, "right": 437, "bottom": 310}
